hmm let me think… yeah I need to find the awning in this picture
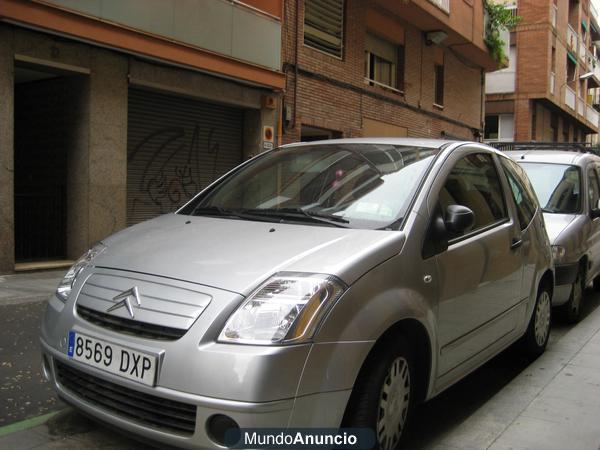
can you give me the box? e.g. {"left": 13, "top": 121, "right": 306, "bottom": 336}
{"left": 568, "top": 51, "right": 578, "bottom": 65}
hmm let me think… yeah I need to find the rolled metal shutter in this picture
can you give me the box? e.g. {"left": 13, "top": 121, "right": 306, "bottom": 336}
{"left": 127, "top": 88, "right": 243, "bottom": 225}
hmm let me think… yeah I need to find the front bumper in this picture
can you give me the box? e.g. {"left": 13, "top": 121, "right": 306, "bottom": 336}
{"left": 41, "top": 338, "right": 351, "bottom": 449}
{"left": 553, "top": 262, "right": 579, "bottom": 306}
{"left": 554, "top": 262, "right": 579, "bottom": 286}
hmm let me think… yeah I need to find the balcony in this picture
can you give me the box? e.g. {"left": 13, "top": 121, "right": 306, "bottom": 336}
{"left": 427, "top": 0, "right": 450, "bottom": 13}
{"left": 486, "top": 70, "right": 516, "bottom": 94}
{"left": 567, "top": 25, "right": 578, "bottom": 53}
{"left": 373, "top": 0, "right": 497, "bottom": 71}
{"left": 592, "top": 2, "right": 600, "bottom": 25}
{"left": 578, "top": 96, "right": 586, "bottom": 117}
{"left": 587, "top": 104, "right": 599, "bottom": 127}
{"left": 565, "top": 85, "right": 576, "bottom": 110}
{"left": 579, "top": 38, "right": 587, "bottom": 62}
{"left": 587, "top": 50, "right": 596, "bottom": 70}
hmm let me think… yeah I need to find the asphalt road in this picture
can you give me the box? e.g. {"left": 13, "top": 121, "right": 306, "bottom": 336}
{"left": 0, "top": 299, "right": 64, "bottom": 426}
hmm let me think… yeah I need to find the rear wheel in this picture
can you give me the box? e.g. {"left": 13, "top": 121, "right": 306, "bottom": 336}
{"left": 343, "top": 336, "right": 415, "bottom": 450}
{"left": 558, "top": 267, "right": 584, "bottom": 323}
{"left": 522, "top": 283, "right": 552, "bottom": 357}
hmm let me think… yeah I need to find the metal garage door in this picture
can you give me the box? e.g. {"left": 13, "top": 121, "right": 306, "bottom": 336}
{"left": 127, "top": 88, "right": 244, "bottom": 225}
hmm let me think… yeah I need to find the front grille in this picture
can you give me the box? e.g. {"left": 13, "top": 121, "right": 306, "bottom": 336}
{"left": 77, "top": 305, "right": 186, "bottom": 340}
{"left": 55, "top": 361, "right": 197, "bottom": 435}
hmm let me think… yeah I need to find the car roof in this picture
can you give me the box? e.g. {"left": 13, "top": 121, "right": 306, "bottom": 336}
{"left": 279, "top": 137, "right": 473, "bottom": 150}
{"left": 504, "top": 149, "right": 600, "bottom": 166}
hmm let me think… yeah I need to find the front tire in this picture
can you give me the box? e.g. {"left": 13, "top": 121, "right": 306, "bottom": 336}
{"left": 522, "top": 283, "right": 552, "bottom": 357}
{"left": 342, "top": 336, "right": 415, "bottom": 450}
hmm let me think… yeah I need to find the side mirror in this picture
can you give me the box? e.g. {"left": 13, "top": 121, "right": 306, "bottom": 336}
{"left": 445, "top": 205, "right": 475, "bottom": 234}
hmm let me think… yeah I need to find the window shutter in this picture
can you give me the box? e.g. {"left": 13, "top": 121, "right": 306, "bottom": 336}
{"left": 304, "top": 0, "right": 344, "bottom": 58}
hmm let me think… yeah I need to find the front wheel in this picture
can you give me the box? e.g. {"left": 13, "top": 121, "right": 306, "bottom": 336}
{"left": 522, "top": 283, "right": 552, "bottom": 357}
{"left": 342, "top": 336, "right": 415, "bottom": 450}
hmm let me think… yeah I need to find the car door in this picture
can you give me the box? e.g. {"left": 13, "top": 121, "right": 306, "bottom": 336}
{"left": 429, "top": 149, "right": 523, "bottom": 377}
{"left": 500, "top": 157, "right": 539, "bottom": 301}
{"left": 586, "top": 165, "right": 600, "bottom": 279}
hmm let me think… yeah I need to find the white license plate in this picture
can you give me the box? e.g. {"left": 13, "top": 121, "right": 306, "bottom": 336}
{"left": 67, "top": 331, "right": 157, "bottom": 386}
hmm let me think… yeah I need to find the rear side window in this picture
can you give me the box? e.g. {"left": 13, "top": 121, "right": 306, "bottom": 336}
{"left": 501, "top": 157, "right": 538, "bottom": 230}
{"left": 439, "top": 153, "right": 507, "bottom": 237}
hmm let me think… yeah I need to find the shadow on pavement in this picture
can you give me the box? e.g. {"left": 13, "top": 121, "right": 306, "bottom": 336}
{"left": 403, "top": 288, "right": 600, "bottom": 449}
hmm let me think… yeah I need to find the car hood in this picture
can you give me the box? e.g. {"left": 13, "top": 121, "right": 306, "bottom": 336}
{"left": 95, "top": 214, "right": 406, "bottom": 294}
{"left": 542, "top": 213, "right": 577, "bottom": 243}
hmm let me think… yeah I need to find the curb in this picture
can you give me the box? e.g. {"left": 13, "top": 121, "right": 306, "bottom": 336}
{"left": 0, "top": 411, "right": 59, "bottom": 437}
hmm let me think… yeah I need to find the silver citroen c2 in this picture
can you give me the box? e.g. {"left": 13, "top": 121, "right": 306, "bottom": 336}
{"left": 41, "top": 138, "right": 553, "bottom": 449}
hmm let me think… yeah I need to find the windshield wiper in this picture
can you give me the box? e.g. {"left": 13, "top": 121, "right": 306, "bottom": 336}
{"left": 244, "top": 208, "right": 350, "bottom": 228}
{"left": 191, "top": 206, "right": 274, "bottom": 222}
{"left": 541, "top": 207, "right": 561, "bottom": 213}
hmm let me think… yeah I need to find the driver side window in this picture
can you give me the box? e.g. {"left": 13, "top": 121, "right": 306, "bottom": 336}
{"left": 440, "top": 153, "right": 507, "bottom": 239}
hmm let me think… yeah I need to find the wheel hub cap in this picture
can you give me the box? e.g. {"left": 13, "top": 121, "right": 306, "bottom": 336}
{"left": 377, "top": 357, "right": 410, "bottom": 450}
{"left": 534, "top": 291, "right": 551, "bottom": 346}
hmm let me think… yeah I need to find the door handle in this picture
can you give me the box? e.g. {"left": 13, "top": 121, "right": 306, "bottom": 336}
{"left": 510, "top": 238, "right": 523, "bottom": 250}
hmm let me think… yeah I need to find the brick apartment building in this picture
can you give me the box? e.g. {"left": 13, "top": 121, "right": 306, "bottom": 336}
{"left": 0, "top": 0, "right": 498, "bottom": 274}
{"left": 0, "top": 0, "right": 284, "bottom": 274}
{"left": 281, "top": 0, "right": 498, "bottom": 144}
{"left": 485, "top": 0, "right": 600, "bottom": 143}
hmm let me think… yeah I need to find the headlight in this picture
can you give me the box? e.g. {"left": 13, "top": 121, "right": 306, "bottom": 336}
{"left": 56, "top": 243, "right": 107, "bottom": 302}
{"left": 551, "top": 245, "right": 566, "bottom": 262}
{"left": 218, "top": 272, "right": 347, "bottom": 345}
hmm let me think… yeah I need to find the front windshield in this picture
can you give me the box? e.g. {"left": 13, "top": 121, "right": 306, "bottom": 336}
{"left": 519, "top": 162, "right": 581, "bottom": 214}
{"left": 179, "top": 143, "right": 439, "bottom": 229}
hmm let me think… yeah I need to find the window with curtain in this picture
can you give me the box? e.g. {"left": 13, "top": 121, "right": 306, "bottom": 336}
{"left": 364, "top": 33, "right": 403, "bottom": 90}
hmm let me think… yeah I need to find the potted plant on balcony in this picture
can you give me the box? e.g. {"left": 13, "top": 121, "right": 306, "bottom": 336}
{"left": 484, "top": 1, "right": 521, "bottom": 68}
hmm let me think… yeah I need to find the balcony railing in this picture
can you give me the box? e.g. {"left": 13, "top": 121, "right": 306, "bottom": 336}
{"left": 552, "top": 4, "right": 558, "bottom": 28}
{"left": 428, "top": 0, "right": 450, "bottom": 13}
{"left": 587, "top": 104, "right": 599, "bottom": 127}
{"left": 550, "top": 72, "right": 556, "bottom": 95}
{"left": 592, "top": 2, "right": 600, "bottom": 24}
{"left": 587, "top": 50, "right": 596, "bottom": 70}
{"left": 565, "top": 85, "right": 576, "bottom": 109}
{"left": 578, "top": 96, "right": 586, "bottom": 116}
{"left": 485, "top": 70, "right": 516, "bottom": 93}
{"left": 579, "top": 38, "right": 587, "bottom": 61}
{"left": 567, "top": 24, "right": 578, "bottom": 53}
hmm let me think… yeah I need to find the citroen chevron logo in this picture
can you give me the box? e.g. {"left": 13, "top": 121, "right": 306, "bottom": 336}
{"left": 107, "top": 286, "right": 141, "bottom": 319}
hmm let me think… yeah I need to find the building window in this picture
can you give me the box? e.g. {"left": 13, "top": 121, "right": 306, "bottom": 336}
{"left": 304, "top": 0, "right": 344, "bottom": 58}
{"left": 485, "top": 115, "right": 499, "bottom": 140}
{"left": 364, "top": 33, "right": 404, "bottom": 91}
{"left": 484, "top": 114, "right": 514, "bottom": 142}
{"left": 434, "top": 64, "right": 444, "bottom": 107}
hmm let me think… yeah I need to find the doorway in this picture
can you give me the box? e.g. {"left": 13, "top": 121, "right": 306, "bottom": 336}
{"left": 13, "top": 65, "right": 84, "bottom": 264}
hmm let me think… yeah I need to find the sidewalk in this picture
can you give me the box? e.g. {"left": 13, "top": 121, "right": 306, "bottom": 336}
{"left": 0, "top": 270, "right": 599, "bottom": 449}
{"left": 407, "top": 294, "right": 600, "bottom": 450}
{"left": 0, "top": 270, "right": 65, "bottom": 305}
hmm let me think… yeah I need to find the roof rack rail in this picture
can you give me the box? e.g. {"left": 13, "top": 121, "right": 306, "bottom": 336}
{"left": 488, "top": 141, "right": 600, "bottom": 155}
